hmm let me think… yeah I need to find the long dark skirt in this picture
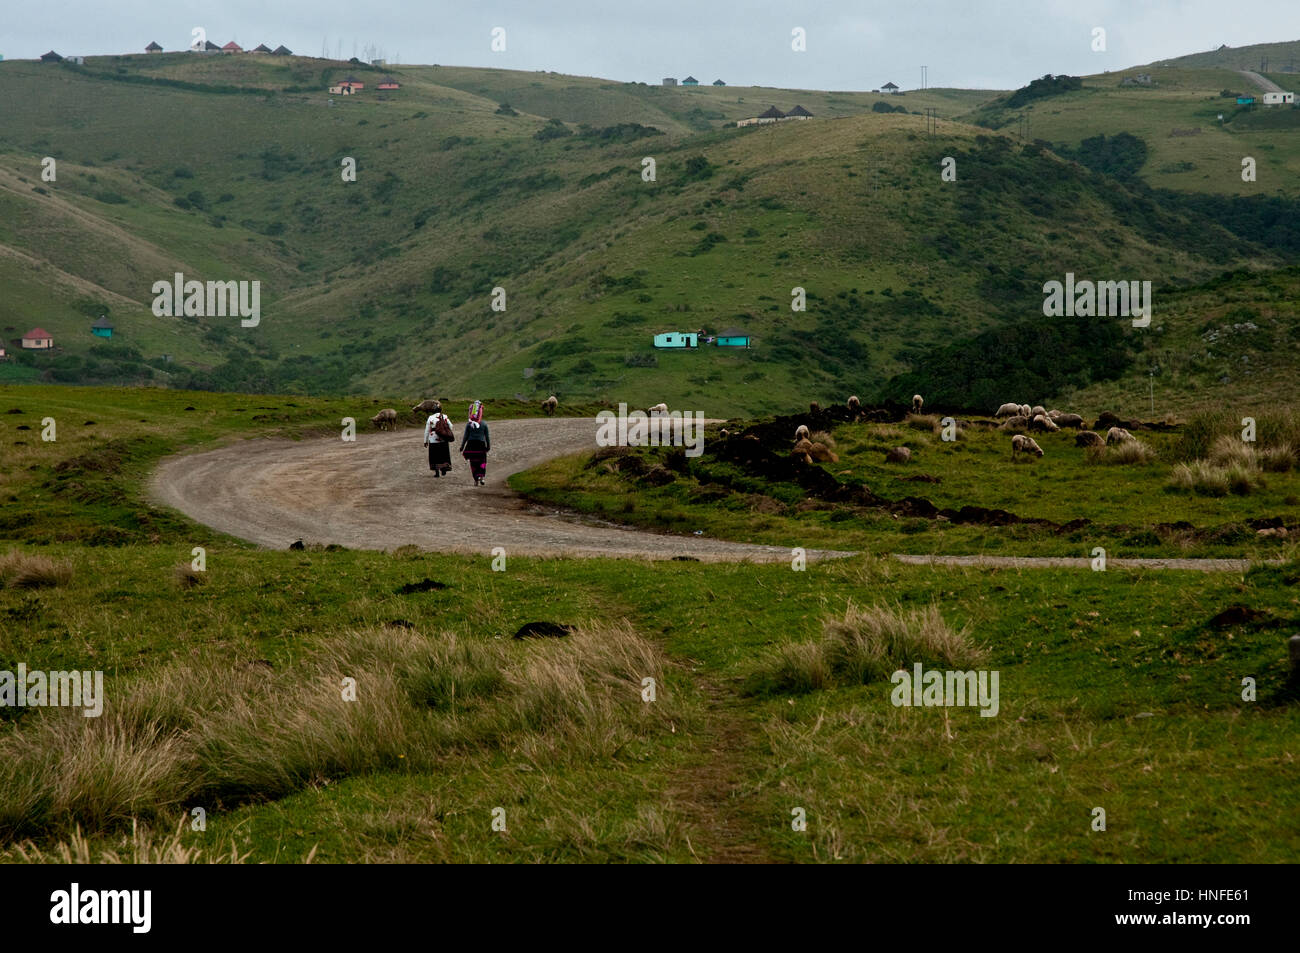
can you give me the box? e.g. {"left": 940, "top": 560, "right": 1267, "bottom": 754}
{"left": 428, "top": 441, "right": 451, "bottom": 472}
{"left": 463, "top": 449, "right": 487, "bottom": 481}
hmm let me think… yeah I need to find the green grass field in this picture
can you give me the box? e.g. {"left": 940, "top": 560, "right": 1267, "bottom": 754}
{"left": 0, "top": 385, "right": 1297, "bottom": 863}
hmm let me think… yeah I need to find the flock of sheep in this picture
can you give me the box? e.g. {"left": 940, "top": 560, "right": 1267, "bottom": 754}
{"left": 367, "top": 395, "right": 560, "bottom": 430}
{"left": 789, "top": 393, "right": 1140, "bottom": 465}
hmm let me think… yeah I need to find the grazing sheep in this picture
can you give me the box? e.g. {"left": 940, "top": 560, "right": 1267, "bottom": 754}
{"left": 911, "top": 394, "right": 924, "bottom": 414}
{"left": 1029, "top": 414, "right": 1060, "bottom": 433}
{"left": 810, "top": 401, "right": 821, "bottom": 414}
{"left": 794, "top": 424, "right": 811, "bottom": 441}
{"left": 1106, "top": 426, "right": 1134, "bottom": 445}
{"left": 885, "top": 446, "right": 912, "bottom": 464}
{"left": 648, "top": 402, "right": 669, "bottom": 416}
{"left": 370, "top": 408, "right": 398, "bottom": 431}
{"left": 410, "top": 398, "right": 441, "bottom": 418}
{"left": 995, "top": 402, "right": 1022, "bottom": 418}
{"left": 1075, "top": 430, "right": 1104, "bottom": 448}
{"left": 809, "top": 441, "right": 840, "bottom": 463}
{"left": 847, "top": 395, "right": 861, "bottom": 413}
{"left": 1011, "top": 434, "right": 1044, "bottom": 458}
{"left": 1046, "top": 409, "right": 1061, "bottom": 418}
{"left": 1053, "top": 413, "right": 1084, "bottom": 429}
{"left": 998, "top": 415, "right": 1031, "bottom": 433}
{"left": 542, "top": 395, "right": 558, "bottom": 416}
{"left": 1030, "top": 405, "right": 1046, "bottom": 419}
{"left": 1019, "top": 404, "right": 1032, "bottom": 417}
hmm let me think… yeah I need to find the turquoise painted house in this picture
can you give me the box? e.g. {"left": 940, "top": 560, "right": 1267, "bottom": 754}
{"left": 1237, "top": 96, "right": 1255, "bottom": 105}
{"left": 653, "top": 332, "right": 698, "bottom": 348}
{"left": 716, "top": 327, "right": 751, "bottom": 347}
{"left": 91, "top": 316, "right": 114, "bottom": 338}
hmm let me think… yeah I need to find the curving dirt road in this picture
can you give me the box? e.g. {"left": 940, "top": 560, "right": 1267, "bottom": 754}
{"left": 149, "top": 418, "right": 1277, "bottom": 570}
{"left": 148, "top": 417, "right": 852, "bottom": 563}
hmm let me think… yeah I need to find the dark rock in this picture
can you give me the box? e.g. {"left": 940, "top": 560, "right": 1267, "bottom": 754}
{"left": 1207, "top": 605, "right": 1273, "bottom": 628}
{"left": 512, "top": 621, "right": 573, "bottom": 639}
{"left": 396, "top": 578, "right": 448, "bottom": 594}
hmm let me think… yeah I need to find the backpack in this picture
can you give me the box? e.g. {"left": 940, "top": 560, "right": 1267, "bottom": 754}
{"left": 434, "top": 415, "right": 453, "bottom": 440}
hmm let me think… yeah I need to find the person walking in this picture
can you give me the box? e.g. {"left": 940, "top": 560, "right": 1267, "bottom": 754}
{"left": 460, "top": 400, "right": 490, "bottom": 486}
{"left": 422, "top": 400, "right": 454, "bottom": 478}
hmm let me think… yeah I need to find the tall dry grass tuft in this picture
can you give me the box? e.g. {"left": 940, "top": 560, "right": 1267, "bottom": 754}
{"left": 1, "top": 817, "right": 258, "bottom": 864}
{"left": 0, "top": 622, "right": 680, "bottom": 843}
{"left": 745, "top": 602, "right": 983, "bottom": 696}
{"left": 809, "top": 431, "right": 836, "bottom": 449}
{"left": 1208, "top": 434, "right": 1256, "bottom": 469}
{"left": 0, "top": 551, "right": 73, "bottom": 589}
{"left": 822, "top": 602, "right": 985, "bottom": 684}
{"left": 905, "top": 413, "right": 939, "bottom": 432}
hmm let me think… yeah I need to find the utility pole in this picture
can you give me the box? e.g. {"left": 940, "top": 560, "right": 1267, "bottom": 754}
{"left": 920, "top": 65, "right": 927, "bottom": 90}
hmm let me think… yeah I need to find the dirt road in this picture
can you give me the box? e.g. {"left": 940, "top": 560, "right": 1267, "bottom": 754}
{"left": 148, "top": 417, "right": 852, "bottom": 562}
{"left": 1238, "top": 70, "right": 1283, "bottom": 93}
{"left": 149, "top": 418, "right": 1275, "bottom": 570}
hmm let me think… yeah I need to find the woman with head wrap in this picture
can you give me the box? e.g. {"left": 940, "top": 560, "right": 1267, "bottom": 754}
{"left": 459, "top": 400, "right": 491, "bottom": 486}
{"left": 421, "top": 400, "right": 454, "bottom": 478}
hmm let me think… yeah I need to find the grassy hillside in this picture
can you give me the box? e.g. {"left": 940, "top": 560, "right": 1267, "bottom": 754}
{"left": 0, "top": 49, "right": 1298, "bottom": 417}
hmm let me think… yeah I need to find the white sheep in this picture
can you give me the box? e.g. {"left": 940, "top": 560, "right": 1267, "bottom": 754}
{"left": 1029, "top": 414, "right": 1060, "bottom": 433}
{"left": 1030, "top": 405, "right": 1046, "bottom": 419}
{"left": 1106, "top": 426, "right": 1134, "bottom": 445}
{"left": 911, "top": 394, "right": 924, "bottom": 414}
{"left": 995, "top": 402, "right": 1022, "bottom": 418}
{"left": 1019, "top": 404, "right": 1032, "bottom": 417}
{"left": 1011, "top": 434, "right": 1043, "bottom": 458}
{"left": 794, "top": 424, "right": 811, "bottom": 441}
{"left": 998, "top": 415, "right": 1031, "bottom": 433}
{"left": 847, "top": 395, "right": 861, "bottom": 413}
{"left": 648, "top": 402, "right": 669, "bottom": 416}
{"left": 542, "top": 395, "right": 558, "bottom": 416}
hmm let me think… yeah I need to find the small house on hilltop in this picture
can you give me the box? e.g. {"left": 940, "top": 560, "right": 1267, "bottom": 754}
{"left": 682, "top": 76, "right": 699, "bottom": 86}
{"left": 91, "top": 316, "right": 114, "bottom": 338}
{"left": 328, "top": 85, "right": 354, "bottom": 95}
{"left": 145, "top": 41, "right": 163, "bottom": 53}
{"left": 377, "top": 76, "right": 400, "bottom": 89}
{"left": 272, "top": 45, "right": 293, "bottom": 56}
{"left": 713, "top": 79, "right": 725, "bottom": 86}
{"left": 203, "top": 40, "right": 221, "bottom": 52}
{"left": 653, "top": 332, "right": 699, "bottom": 348}
{"left": 662, "top": 77, "right": 677, "bottom": 86}
{"left": 881, "top": 81, "right": 900, "bottom": 94}
{"left": 758, "top": 105, "right": 785, "bottom": 119}
{"left": 67, "top": 56, "right": 85, "bottom": 65}
{"left": 1263, "top": 91, "right": 1295, "bottom": 105}
{"left": 39, "top": 51, "right": 63, "bottom": 62}
{"left": 222, "top": 41, "right": 242, "bottom": 54}
{"left": 21, "top": 328, "right": 53, "bottom": 349}
{"left": 787, "top": 104, "right": 813, "bottom": 118}
{"left": 251, "top": 43, "right": 272, "bottom": 54}
{"left": 340, "top": 75, "right": 365, "bottom": 89}
{"left": 716, "top": 327, "right": 751, "bottom": 348}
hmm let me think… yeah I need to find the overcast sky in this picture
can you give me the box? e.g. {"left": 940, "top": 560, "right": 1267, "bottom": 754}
{"left": 4, "top": 1, "right": 1299, "bottom": 90}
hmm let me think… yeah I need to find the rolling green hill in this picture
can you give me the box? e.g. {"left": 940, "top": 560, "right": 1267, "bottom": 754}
{"left": 1, "top": 46, "right": 1298, "bottom": 416}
